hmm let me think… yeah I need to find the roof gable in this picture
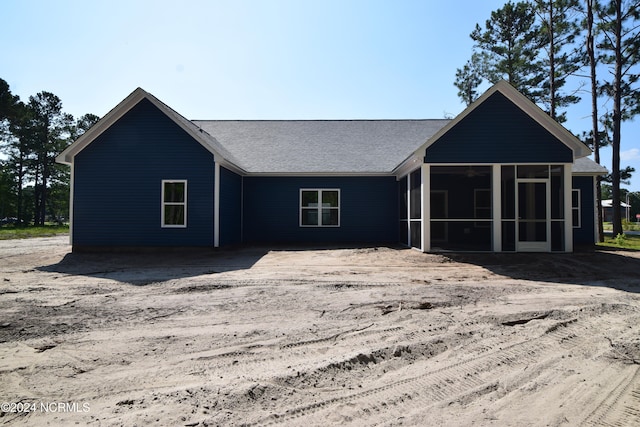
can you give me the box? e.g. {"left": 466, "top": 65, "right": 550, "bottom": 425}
{"left": 56, "top": 88, "right": 246, "bottom": 173}
{"left": 425, "top": 90, "right": 573, "bottom": 163}
{"left": 395, "top": 80, "right": 591, "bottom": 172}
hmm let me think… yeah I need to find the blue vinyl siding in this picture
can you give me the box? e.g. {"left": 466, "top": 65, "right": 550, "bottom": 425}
{"left": 73, "top": 99, "right": 215, "bottom": 248}
{"left": 572, "top": 176, "right": 596, "bottom": 245}
{"left": 219, "top": 166, "right": 242, "bottom": 246}
{"left": 242, "top": 176, "right": 398, "bottom": 244}
{"left": 425, "top": 92, "right": 574, "bottom": 163}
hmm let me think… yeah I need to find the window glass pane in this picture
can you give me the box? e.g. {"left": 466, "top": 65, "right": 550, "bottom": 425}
{"left": 322, "top": 208, "right": 339, "bottom": 225}
{"left": 572, "top": 190, "right": 579, "bottom": 207}
{"left": 301, "top": 208, "right": 318, "bottom": 225}
{"left": 164, "top": 205, "right": 185, "bottom": 225}
{"left": 302, "top": 191, "right": 318, "bottom": 207}
{"left": 164, "top": 182, "right": 185, "bottom": 203}
{"left": 322, "top": 191, "right": 339, "bottom": 207}
{"left": 572, "top": 209, "right": 580, "bottom": 227}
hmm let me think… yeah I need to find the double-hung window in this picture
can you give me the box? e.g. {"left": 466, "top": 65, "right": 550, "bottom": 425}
{"left": 162, "top": 180, "right": 187, "bottom": 227}
{"left": 300, "top": 189, "right": 340, "bottom": 227}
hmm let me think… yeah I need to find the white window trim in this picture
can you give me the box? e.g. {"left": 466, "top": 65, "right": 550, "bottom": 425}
{"left": 572, "top": 188, "right": 581, "bottom": 228}
{"left": 299, "top": 189, "right": 341, "bottom": 227}
{"left": 162, "top": 180, "right": 187, "bottom": 228}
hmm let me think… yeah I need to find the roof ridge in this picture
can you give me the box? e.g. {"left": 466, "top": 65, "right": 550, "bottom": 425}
{"left": 191, "top": 118, "right": 452, "bottom": 123}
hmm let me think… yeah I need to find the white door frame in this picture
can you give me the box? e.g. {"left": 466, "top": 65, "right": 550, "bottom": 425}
{"left": 516, "top": 178, "right": 551, "bottom": 252}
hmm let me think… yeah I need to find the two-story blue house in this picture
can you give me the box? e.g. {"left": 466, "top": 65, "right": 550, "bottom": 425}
{"left": 56, "top": 81, "right": 606, "bottom": 252}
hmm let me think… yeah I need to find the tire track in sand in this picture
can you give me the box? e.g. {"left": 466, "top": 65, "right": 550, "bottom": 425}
{"left": 581, "top": 364, "right": 640, "bottom": 427}
{"left": 245, "top": 318, "right": 583, "bottom": 426}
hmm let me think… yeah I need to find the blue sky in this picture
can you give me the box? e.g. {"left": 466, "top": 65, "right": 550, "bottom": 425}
{"left": 2, "top": 0, "right": 639, "bottom": 191}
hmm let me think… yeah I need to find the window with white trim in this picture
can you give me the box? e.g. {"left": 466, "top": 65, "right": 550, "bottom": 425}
{"left": 162, "top": 180, "right": 187, "bottom": 227}
{"left": 300, "top": 189, "right": 340, "bottom": 227}
{"left": 572, "top": 189, "right": 581, "bottom": 228}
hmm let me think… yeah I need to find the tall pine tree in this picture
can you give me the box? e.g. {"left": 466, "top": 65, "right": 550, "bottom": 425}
{"left": 455, "top": 1, "right": 546, "bottom": 104}
{"left": 596, "top": 0, "right": 640, "bottom": 237}
{"left": 533, "top": 0, "right": 582, "bottom": 122}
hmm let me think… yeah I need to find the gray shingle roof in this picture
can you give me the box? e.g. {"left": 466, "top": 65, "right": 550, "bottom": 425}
{"left": 572, "top": 157, "right": 608, "bottom": 174}
{"left": 192, "top": 120, "right": 450, "bottom": 174}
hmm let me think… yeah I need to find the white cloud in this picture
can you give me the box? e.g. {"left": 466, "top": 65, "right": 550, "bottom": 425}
{"left": 621, "top": 148, "right": 640, "bottom": 161}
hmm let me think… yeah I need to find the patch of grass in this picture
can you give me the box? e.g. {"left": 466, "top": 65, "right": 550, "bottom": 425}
{"left": 598, "top": 234, "right": 640, "bottom": 250}
{"left": 603, "top": 221, "right": 640, "bottom": 231}
{"left": 0, "top": 225, "right": 69, "bottom": 240}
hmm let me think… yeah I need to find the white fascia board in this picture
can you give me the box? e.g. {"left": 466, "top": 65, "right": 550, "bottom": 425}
{"left": 243, "top": 171, "right": 393, "bottom": 177}
{"left": 393, "top": 154, "right": 423, "bottom": 178}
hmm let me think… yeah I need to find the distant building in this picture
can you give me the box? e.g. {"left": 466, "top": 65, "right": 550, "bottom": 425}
{"left": 601, "top": 199, "right": 632, "bottom": 223}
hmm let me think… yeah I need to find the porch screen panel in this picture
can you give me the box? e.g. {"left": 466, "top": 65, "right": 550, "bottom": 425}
{"left": 550, "top": 165, "right": 565, "bottom": 251}
{"left": 430, "top": 166, "right": 492, "bottom": 251}
{"left": 399, "top": 177, "right": 408, "bottom": 220}
{"left": 551, "top": 221, "right": 564, "bottom": 251}
{"left": 410, "top": 222, "right": 421, "bottom": 249}
{"left": 398, "top": 176, "right": 408, "bottom": 245}
{"left": 501, "top": 166, "right": 516, "bottom": 251}
{"left": 551, "top": 165, "right": 564, "bottom": 219}
{"left": 431, "top": 221, "right": 492, "bottom": 251}
{"left": 410, "top": 169, "right": 421, "bottom": 219}
{"left": 501, "top": 166, "right": 515, "bottom": 219}
{"left": 502, "top": 221, "right": 516, "bottom": 251}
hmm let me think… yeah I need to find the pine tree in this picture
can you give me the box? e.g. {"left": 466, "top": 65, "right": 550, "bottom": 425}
{"left": 596, "top": 0, "right": 640, "bottom": 237}
{"left": 533, "top": 0, "right": 583, "bottom": 122}
{"left": 468, "top": 1, "right": 546, "bottom": 102}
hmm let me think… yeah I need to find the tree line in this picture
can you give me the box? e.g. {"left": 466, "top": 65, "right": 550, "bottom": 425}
{"left": 0, "top": 78, "right": 99, "bottom": 226}
{"left": 455, "top": 0, "right": 639, "bottom": 239}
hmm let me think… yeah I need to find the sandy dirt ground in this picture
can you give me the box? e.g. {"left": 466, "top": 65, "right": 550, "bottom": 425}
{"left": 1, "top": 236, "right": 640, "bottom": 426}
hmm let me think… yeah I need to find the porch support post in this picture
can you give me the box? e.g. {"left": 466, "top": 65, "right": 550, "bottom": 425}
{"left": 492, "top": 164, "right": 502, "bottom": 252}
{"left": 214, "top": 161, "right": 220, "bottom": 248}
{"left": 564, "top": 163, "right": 573, "bottom": 252}
{"left": 421, "top": 163, "right": 430, "bottom": 252}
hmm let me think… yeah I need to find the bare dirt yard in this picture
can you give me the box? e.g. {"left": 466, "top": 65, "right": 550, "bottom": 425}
{"left": 1, "top": 236, "right": 640, "bottom": 426}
